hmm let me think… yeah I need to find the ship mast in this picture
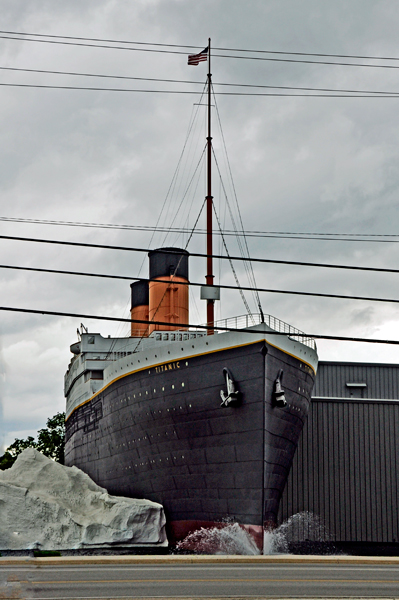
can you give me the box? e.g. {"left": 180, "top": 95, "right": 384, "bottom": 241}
{"left": 206, "top": 37, "right": 214, "bottom": 335}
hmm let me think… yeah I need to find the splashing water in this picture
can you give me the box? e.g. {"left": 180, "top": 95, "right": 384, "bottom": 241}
{"left": 264, "top": 512, "right": 330, "bottom": 554}
{"left": 176, "top": 512, "right": 330, "bottom": 555}
{"left": 176, "top": 522, "right": 260, "bottom": 555}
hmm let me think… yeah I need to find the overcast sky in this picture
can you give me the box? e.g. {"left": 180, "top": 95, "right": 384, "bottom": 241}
{"left": 2, "top": 0, "right": 399, "bottom": 449}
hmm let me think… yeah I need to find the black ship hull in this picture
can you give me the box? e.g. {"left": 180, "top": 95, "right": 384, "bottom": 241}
{"left": 65, "top": 332, "right": 316, "bottom": 542}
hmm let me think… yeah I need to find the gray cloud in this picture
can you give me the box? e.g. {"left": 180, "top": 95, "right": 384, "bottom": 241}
{"left": 2, "top": 0, "right": 399, "bottom": 442}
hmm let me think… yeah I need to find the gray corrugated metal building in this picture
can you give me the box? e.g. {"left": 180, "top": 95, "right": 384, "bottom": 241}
{"left": 278, "top": 361, "right": 399, "bottom": 543}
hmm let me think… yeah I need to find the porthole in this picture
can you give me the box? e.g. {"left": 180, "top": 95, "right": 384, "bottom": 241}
{"left": 182, "top": 382, "right": 185, "bottom": 387}
{"left": 172, "top": 384, "right": 175, "bottom": 389}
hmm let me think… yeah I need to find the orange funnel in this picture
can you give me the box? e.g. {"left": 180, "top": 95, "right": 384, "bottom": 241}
{"left": 130, "top": 280, "right": 149, "bottom": 337}
{"left": 148, "top": 248, "right": 189, "bottom": 334}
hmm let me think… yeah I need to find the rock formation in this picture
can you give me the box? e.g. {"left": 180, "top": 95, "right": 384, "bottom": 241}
{"left": 0, "top": 448, "right": 167, "bottom": 550}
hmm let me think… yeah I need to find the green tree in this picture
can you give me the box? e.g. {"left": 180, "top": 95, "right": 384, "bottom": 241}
{"left": 0, "top": 412, "right": 65, "bottom": 470}
{"left": 36, "top": 412, "right": 65, "bottom": 464}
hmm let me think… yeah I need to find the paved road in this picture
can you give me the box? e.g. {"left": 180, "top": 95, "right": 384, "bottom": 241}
{"left": 2, "top": 561, "right": 399, "bottom": 599}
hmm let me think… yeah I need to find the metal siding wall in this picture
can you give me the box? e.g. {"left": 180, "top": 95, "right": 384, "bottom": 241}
{"left": 279, "top": 398, "right": 399, "bottom": 542}
{"left": 313, "top": 362, "right": 399, "bottom": 399}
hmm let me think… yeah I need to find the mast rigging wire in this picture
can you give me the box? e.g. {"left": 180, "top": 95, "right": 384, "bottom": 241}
{"left": 212, "top": 83, "right": 263, "bottom": 315}
{"left": 160, "top": 146, "right": 206, "bottom": 247}
{"left": 136, "top": 82, "right": 207, "bottom": 277}
{"left": 212, "top": 203, "right": 254, "bottom": 321}
{"left": 211, "top": 142, "right": 263, "bottom": 317}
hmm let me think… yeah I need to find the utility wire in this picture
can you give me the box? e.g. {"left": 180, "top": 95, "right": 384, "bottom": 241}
{"left": 2, "top": 263, "right": 399, "bottom": 306}
{"left": 1, "top": 216, "right": 399, "bottom": 240}
{"left": 3, "top": 233, "right": 399, "bottom": 273}
{"left": 0, "top": 31, "right": 198, "bottom": 50}
{"left": 3, "top": 30, "right": 399, "bottom": 63}
{"left": 2, "top": 82, "right": 399, "bottom": 97}
{"left": 3, "top": 33, "right": 399, "bottom": 70}
{"left": 2, "top": 66, "right": 399, "bottom": 96}
{"left": 0, "top": 34, "right": 191, "bottom": 55}
{"left": 1, "top": 304, "right": 399, "bottom": 346}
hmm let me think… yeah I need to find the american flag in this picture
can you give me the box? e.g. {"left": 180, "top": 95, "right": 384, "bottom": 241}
{"left": 188, "top": 47, "right": 208, "bottom": 66}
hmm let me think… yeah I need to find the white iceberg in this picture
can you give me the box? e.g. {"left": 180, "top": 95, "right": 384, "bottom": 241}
{"left": 0, "top": 448, "right": 167, "bottom": 550}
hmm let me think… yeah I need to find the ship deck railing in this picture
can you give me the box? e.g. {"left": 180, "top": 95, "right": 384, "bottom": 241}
{"left": 67, "top": 314, "right": 316, "bottom": 369}
{"left": 104, "top": 314, "right": 316, "bottom": 357}
{"left": 211, "top": 313, "right": 317, "bottom": 351}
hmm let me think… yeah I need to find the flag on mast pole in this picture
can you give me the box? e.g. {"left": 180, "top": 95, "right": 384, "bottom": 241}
{"left": 188, "top": 47, "right": 208, "bottom": 66}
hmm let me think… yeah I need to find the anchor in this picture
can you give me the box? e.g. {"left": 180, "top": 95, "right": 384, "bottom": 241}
{"left": 220, "top": 367, "right": 242, "bottom": 407}
{"left": 273, "top": 369, "right": 287, "bottom": 408}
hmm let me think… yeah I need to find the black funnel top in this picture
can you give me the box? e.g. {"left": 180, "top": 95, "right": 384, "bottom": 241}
{"left": 148, "top": 247, "right": 189, "bottom": 280}
{"left": 130, "top": 280, "right": 149, "bottom": 309}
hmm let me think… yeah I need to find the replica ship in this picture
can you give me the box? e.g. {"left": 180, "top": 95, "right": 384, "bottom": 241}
{"left": 64, "top": 41, "right": 318, "bottom": 546}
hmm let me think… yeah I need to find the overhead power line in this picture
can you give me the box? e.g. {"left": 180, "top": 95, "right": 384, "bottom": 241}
{"left": 2, "top": 262, "right": 399, "bottom": 306}
{"left": 2, "top": 82, "right": 399, "bottom": 97}
{"left": 2, "top": 65, "right": 399, "bottom": 96}
{"left": 3, "top": 30, "right": 399, "bottom": 64}
{"left": 2, "top": 216, "right": 399, "bottom": 240}
{"left": 215, "top": 46, "right": 399, "bottom": 62}
{"left": 3, "top": 34, "right": 399, "bottom": 70}
{"left": 4, "top": 233, "right": 399, "bottom": 272}
{"left": 1, "top": 304, "right": 399, "bottom": 346}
